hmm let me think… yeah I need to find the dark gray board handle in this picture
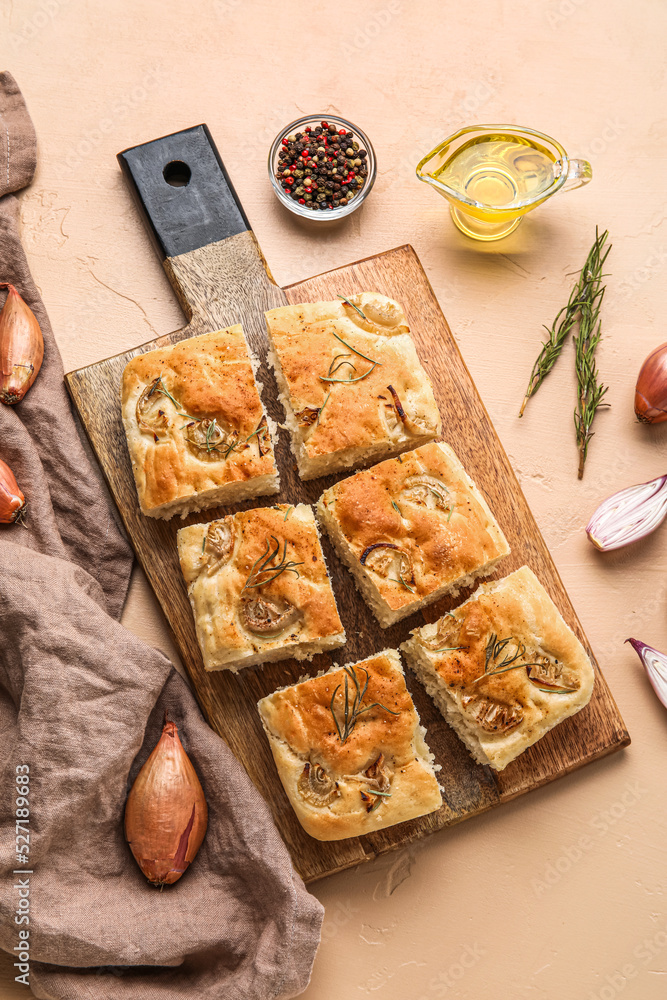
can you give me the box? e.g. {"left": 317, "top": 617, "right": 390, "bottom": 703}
{"left": 118, "top": 124, "right": 251, "bottom": 260}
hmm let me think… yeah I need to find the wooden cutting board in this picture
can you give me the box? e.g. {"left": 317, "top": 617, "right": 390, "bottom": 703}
{"left": 65, "top": 125, "right": 629, "bottom": 883}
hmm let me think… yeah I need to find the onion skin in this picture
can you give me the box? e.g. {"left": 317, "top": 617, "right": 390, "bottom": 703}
{"left": 635, "top": 342, "right": 667, "bottom": 424}
{"left": 124, "top": 719, "right": 208, "bottom": 887}
{"left": 0, "top": 283, "right": 44, "bottom": 406}
{"left": 0, "top": 458, "right": 26, "bottom": 524}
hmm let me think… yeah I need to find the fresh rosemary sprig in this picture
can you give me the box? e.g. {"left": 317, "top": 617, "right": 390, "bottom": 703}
{"left": 483, "top": 634, "right": 526, "bottom": 675}
{"left": 244, "top": 418, "right": 269, "bottom": 458}
{"left": 429, "top": 485, "right": 449, "bottom": 500}
{"left": 337, "top": 294, "right": 369, "bottom": 322}
{"left": 320, "top": 365, "right": 378, "bottom": 384}
{"left": 391, "top": 500, "right": 403, "bottom": 516}
{"left": 244, "top": 423, "right": 263, "bottom": 444}
{"left": 366, "top": 788, "right": 392, "bottom": 801}
{"left": 315, "top": 391, "right": 331, "bottom": 426}
{"left": 573, "top": 229, "right": 611, "bottom": 478}
{"left": 475, "top": 632, "right": 547, "bottom": 681}
{"left": 152, "top": 378, "right": 233, "bottom": 456}
{"left": 519, "top": 285, "right": 584, "bottom": 417}
{"left": 242, "top": 535, "right": 304, "bottom": 590}
{"left": 327, "top": 353, "right": 356, "bottom": 377}
{"left": 330, "top": 666, "right": 399, "bottom": 744}
{"left": 336, "top": 331, "right": 379, "bottom": 363}
{"left": 519, "top": 229, "right": 611, "bottom": 427}
{"left": 364, "top": 787, "right": 393, "bottom": 812}
{"left": 319, "top": 331, "right": 381, "bottom": 385}
{"left": 150, "top": 378, "right": 193, "bottom": 420}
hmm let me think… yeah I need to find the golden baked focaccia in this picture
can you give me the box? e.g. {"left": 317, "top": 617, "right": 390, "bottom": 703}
{"left": 121, "top": 328, "right": 279, "bottom": 519}
{"left": 257, "top": 649, "right": 442, "bottom": 840}
{"left": 402, "top": 566, "right": 595, "bottom": 771}
{"left": 317, "top": 441, "right": 510, "bottom": 627}
{"left": 177, "top": 503, "right": 345, "bottom": 672}
{"left": 265, "top": 293, "right": 441, "bottom": 480}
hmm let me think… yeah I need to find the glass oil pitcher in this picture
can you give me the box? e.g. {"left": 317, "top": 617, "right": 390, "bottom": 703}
{"left": 416, "top": 124, "right": 592, "bottom": 241}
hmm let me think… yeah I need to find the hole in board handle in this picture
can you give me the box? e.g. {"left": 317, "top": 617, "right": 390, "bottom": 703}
{"left": 163, "top": 160, "right": 192, "bottom": 187}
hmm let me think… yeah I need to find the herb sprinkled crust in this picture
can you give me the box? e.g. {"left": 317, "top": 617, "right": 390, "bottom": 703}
{"left": 257, "top": 649, "right": 442, "bottom": 840}
{"left": 121, "top": 327, "right": 279, "bottom": 518}
{"left": 177, "top": 504, "right": 345, "bottom": 672}
{"left": 318, "top": 442, "right": 510, "bottom": 626}
{"left": 402, "top": 566, "right": 595, "bottom": 771}
{"left": 265, "top": 293, "right": 441, "bottom": 480}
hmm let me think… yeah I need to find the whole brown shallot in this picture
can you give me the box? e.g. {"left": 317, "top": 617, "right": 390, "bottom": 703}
{"left": 635, "top": 342, "right": 667, "bottom": 424}
{"left": 0, "top": 458, "right": 26, "bottom": 524}
{"left": 124, "top": 717, "right": 208, "bottom": 887}
{"left": 0, "top": 283, "right": 44, "bottom": 405}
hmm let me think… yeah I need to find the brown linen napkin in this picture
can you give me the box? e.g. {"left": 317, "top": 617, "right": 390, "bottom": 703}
{"left": 0, "top": 72, "right": 323, "bottom": 999}
{"left": 0, "top": 544, "right": 323, "bottom": 1000}
{"left": 0, "top": 71, "right": 132, "bottom": 619}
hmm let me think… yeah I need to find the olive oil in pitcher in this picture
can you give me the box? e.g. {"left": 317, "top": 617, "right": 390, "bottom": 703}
{"left": 417, "top": 124, "right": 592, "bottom": 241}
{"left": 433, "top": 134, "right": 558, "bottom": 222}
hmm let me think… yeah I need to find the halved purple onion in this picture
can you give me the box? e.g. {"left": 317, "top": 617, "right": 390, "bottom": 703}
{"left": 586, "top": 474, "right": 667, "bottom": 551}
{"left": 626, "top": 638, "right": 667, "bottom": 710}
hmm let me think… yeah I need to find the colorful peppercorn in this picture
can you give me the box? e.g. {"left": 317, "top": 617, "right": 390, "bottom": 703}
{"left": 275, "top": 120, "right": 370, "bottom": 212}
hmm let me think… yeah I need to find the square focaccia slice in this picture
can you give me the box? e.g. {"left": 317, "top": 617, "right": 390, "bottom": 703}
{"left": 121, "top": 328, "right": 279, "bottom": 519}
{"left": 317, "top": 441, "right": 510, "bottom": 627}
{"left": 177, "top": 503, "right": 345, "bottom": 672}
{"left": 401, "top": 566, "right": 595, "bottom": 771}
{"left": 265, "top": 292, "right": 441, "bottom": 480}
{"left": 257, "top": 649, "right": 442, "bottom": 840}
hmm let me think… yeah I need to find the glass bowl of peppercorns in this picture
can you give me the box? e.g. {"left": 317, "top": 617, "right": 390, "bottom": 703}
{"left": 269, "top": 115, "right": 376, "bottom": 220}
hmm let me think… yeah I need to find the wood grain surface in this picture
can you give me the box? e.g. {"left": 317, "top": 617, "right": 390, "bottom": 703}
{"left": 65, "top": 237, "right": 630, "bottom": 883}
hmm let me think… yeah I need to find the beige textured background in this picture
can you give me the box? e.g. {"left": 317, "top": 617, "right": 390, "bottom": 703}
{"left": 2, "top": 0, "right": 667, "bottom": 997}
